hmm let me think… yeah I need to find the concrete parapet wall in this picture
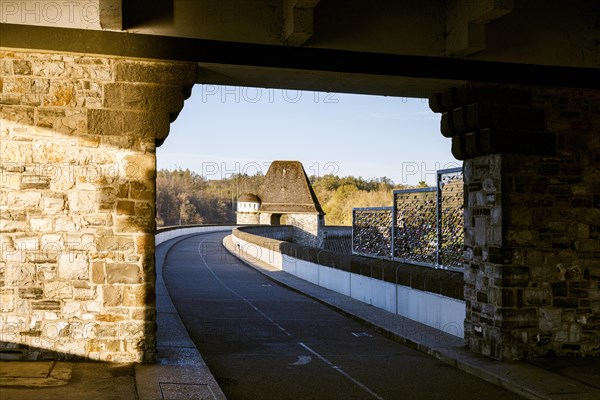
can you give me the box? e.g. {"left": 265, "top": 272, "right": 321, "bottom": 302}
{"left": 232, "top": 226, "right": 466, "bottom": 338}
{"left": 155, "top": 225, "right": 236, "bottom": 246}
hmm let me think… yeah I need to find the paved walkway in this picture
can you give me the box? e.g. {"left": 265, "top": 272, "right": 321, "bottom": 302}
{"left": 222, "top": 234, "right": 600, "bottom": 400}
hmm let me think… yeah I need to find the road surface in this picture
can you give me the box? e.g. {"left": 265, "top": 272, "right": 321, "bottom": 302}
{"left": 163, "top": 232, "right": 522, "bottom": 400}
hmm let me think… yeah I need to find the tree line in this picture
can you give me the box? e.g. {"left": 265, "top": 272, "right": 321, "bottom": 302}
{"left": 156, "top": 168, "right": 417, "bottom": 227}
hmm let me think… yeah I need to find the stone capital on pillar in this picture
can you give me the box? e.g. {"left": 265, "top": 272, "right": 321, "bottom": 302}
{"left": 0, "top": 50, "right": 197, "bottom": 362}
{"left": 429, "top": 83, "right": 554, "bottom": 160}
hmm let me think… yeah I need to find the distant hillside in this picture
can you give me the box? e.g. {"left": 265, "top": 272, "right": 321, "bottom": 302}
{"left": 156, "top": 169, "right": 411, "bottom": 227}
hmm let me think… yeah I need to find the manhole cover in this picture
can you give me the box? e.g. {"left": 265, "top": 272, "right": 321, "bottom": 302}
{"left": 159, "top": 382, "right": 215, "bottom": 400}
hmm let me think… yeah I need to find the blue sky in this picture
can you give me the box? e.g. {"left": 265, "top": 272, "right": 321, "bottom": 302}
{"left": 157, "top": 85, "right": 460, "bottom": 186}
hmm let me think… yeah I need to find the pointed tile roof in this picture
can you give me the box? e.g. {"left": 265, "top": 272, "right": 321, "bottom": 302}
{"left": 258, "top": 160, "right": 324, "bottom": 214}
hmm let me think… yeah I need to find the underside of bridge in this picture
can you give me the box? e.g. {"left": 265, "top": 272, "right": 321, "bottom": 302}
{"left": 0, "top": 0, "right": 598, "bottom": 362}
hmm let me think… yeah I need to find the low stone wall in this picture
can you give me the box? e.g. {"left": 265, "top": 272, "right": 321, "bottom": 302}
{"left": 320, "top": 225, "right": 352, "bottom": 254}
{"left": 232, "top": 226, "right": 466, "bottom": 338}
{"left": 233, "top": 225, "right": 293, "bottom": 242}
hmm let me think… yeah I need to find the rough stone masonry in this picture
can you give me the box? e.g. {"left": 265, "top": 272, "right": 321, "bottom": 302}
{"left": 430, "top": 84, "right": 600, "bottom": 360}
{"left": 0, "top": 50, "right": 196, "bottom": 362}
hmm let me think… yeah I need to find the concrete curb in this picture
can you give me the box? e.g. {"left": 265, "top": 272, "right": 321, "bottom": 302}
{"left": 223, "top": 235, "right": 600, "bottom": 400}
{"left": 134, "top": 233, "right": 228, "bottom": 400}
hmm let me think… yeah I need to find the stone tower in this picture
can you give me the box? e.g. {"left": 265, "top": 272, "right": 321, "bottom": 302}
{"left": 236, "top": 193, "right": 261, "bottom": 224}
{"left": 257, "top": 161, "right": 325, "bottom": 247}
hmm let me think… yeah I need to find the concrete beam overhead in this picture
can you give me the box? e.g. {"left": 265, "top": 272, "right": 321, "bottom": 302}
{"left": 282, "top": 0, "right": 319, "bottom": 46}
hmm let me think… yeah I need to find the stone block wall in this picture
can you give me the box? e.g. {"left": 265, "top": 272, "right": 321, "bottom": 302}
{"left": 499, "top": 87, "right": 600, "bottom": 358}
{"left": 236, "top": 212, "right": 260, "bottom": 225}
{"left": 286, "top": 213, "right": 322, "bottom": 247}
{"left": 258, "top": 212, "right": 273, "bottom": 226}
{"left": 432, "top": 84, "right": 600, "bottom": 359}
{"left": 255, "top": 212, "right": 321, "bottom": 247}
{"left": 0, "top": 50, "right": 196, "bottom": 362}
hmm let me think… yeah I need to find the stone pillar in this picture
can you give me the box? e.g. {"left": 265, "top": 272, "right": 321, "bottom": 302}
{"left": 287, "top": 213, "right": 322, "bottom": 247}
{"left": 0, "top": 50, "right": 196, "bottom": 362}
{"left": 430, "top": 84, "right": 600, "bottom": 360}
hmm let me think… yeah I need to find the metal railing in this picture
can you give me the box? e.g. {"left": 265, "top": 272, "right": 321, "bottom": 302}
{"left": 352, "top": 167, "right": 464, "bottom": 271}
{"left": 352, "top": 207, "right": 393, "bottom": 258}
{"left": 436, "top": 167, "right": 465, "bottom": 270}
{"left": 393, "top": 187, "right": 437, "bottom": 266}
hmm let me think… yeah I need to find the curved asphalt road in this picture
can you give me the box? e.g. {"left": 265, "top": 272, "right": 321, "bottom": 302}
{"left": 163, "top": 232, "right": 523, "bottom": 400}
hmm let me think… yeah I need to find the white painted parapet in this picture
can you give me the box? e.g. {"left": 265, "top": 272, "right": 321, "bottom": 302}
{"left": 231, "top": 232, "right": 466, "bottom": 339}
{"left": 156, "top": 225, "right": 236, "bottom": 246}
